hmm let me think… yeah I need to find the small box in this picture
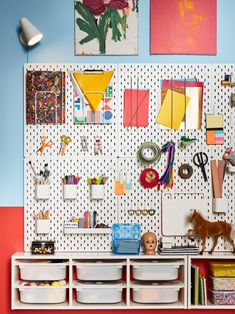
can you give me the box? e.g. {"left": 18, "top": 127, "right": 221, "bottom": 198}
{"left": 210, "top": 289, "right": 235, "bottom": 305}
{"left": 63, "top": 184, "right": 77, "bottom": 200}
{"left": 210, "top": 276, "right": 235, "bottom": 291}
{"left": 36, "top": 220, "right": 50, "bottom": 234}
{"left": 36, "top": 184, "right": 50, "bottom": 200}
{"left": 210, "top": 263, "right": 235, "bottom": 277}
{"left": 75, "top": 281, "right": 123, "bottom": 304}
{"left": 31, "top": 241, "right": 54, "bottom": 255}
{"left": 90, "top": 185, "right": 104, "bottom": 200}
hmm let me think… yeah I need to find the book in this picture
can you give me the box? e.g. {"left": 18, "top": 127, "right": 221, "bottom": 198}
{"left": 200, "top": 275, "right": 207, "bottom": 306}
{"left": 191, "top": 265, "right": 200, "bottom": 305}
{"left": 26, "top": 71, "right": 66, "bottom": 125}
{"left": 158, "top": 244, "right": 199, "bottom": 255}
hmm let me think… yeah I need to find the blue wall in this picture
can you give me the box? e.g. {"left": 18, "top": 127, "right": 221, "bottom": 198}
{"left": 1, "top": 0, "right": 235, "bottom": 206}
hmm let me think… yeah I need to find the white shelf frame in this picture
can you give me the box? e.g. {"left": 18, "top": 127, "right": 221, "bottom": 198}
{"left": 12, "top": 252, "right": 187, "bottom": 310}
{"left": 188, "top": 253, "right": 235, "bottom": 309}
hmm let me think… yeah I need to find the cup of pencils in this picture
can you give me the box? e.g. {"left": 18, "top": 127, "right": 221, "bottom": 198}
{"left": 62, "top": 175, "right": 81, "bottom": 200}
{"left": 88, "top": 176, "right": 108, "bottom": 200}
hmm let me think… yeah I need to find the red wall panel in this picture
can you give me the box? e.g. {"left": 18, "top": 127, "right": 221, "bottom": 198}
{"left": 0, "top": 206, "right": 231, "bottom": 313}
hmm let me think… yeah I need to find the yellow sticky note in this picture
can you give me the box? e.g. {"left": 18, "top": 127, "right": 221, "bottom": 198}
{"left": 156, "top": 89, "right": 190, "bottom": 130}
{"left": 206, "top": 114, "right": 224, "bottom": 128}
{"left": 73, "top": 70, "right": 114, "bottom": 112}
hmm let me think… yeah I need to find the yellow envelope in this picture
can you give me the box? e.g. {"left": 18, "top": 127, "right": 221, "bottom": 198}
{"left": 156, "top": 89, "right": 190, "bottom": 130}
{"left": 73, "top": 70, "right": 114, "bottom": 112}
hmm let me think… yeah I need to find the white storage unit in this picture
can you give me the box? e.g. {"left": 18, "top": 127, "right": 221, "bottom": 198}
{"left": 19, "top": 263, "right": 67, "bottom": 281}
{"left": 75, "top": 260, "right": 124, "bottom": 281}
{"left": 132, "top": 260, "right": 183, "bottom": 280}
{"left": 18, "top": 286, "right": 67, "bottom": 304}
{"left": 75, "top": 281, "right": 124, "bottom": 304}
{"left": 12, "top": 252, "right": 187, "bottom": 310}
{"left": 131, "top": 281, "right": 183, "bottom": 304}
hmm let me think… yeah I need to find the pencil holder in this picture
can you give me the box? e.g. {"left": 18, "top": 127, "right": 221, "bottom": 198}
{"left": 36, "top": 219, "right": 50, "bottom": 234}
{"left": 90, "top": 185, "right": 104, "bottom": 200}
{"left": 63, "top": 184, "right": 77, "bottom": 200}
{"left": 212, "top": 197, "right": 228, "bottom": 213}
{"left": 35, "top": 184, "right": 50, "bottom": 200}
{"left": 228, "top": 163, "right": 235, "bottom": 173}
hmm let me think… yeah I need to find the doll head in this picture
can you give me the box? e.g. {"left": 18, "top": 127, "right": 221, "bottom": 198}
{"left": 142, "top": 232, "right": 157, "bottom": 255}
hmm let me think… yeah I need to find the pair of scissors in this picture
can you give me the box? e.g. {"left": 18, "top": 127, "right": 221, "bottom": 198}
{"left": 193, "top": 152, "right": 208, "bottom": 182}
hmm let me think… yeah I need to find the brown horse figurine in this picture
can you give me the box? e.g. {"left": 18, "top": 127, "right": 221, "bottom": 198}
{"left": 187, "top": 210, "right": 235, "bottom": 255}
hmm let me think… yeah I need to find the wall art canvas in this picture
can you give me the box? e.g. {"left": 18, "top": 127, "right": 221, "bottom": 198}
{"left": 150, "top": 0, "right": 217, "bottom": 55}
{"left": 75, "top": 0, "right": 138, "bottom": 55}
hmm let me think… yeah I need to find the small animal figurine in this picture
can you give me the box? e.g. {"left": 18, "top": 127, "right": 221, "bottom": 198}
{"left": 179, "top": 136, "right": 197, "bottom": 149}
{"left": 187, "top": 210, "right": 235, "bottom": 255}
{"left": 142, "top": 232, "right": 157, "bottom": 255}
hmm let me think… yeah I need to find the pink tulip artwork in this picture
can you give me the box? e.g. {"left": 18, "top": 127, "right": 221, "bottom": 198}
{"left": 150, "top": 0, "right": 217, "bottom": 55}
{"left": 75, "top": 0, "right": 138, "bottom": 55}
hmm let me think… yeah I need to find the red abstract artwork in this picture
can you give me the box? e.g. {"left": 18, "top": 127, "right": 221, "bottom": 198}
{"left": 150, "top": 0, "right": 217, "bottom": 55}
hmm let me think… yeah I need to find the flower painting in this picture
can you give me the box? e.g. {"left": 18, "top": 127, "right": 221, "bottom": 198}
{"left": 75, "top": 0, "right": 138, "bottom": 55}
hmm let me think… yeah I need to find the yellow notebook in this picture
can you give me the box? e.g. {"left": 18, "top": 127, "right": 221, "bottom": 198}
{"left": 156, "top": 89, "right": 190, "bottom": 130}
{"left": 73, "top": 70, "right": 114, "bottom": 112}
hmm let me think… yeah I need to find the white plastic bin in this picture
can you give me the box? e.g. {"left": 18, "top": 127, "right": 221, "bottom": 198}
{"left": 132, "top": 260, "right": 182, "bottom": 280}
{"left": 36, "top": 185, "right": 50, "bottom": 200}
{"left": 75, "top": 261, "right": 123, "bottom": 281}
{"left": 63, "top": 184, "right": 77, "bottom": 200}
{"left": 75, "top": 281, "right": 123, "bottom": 304}
{"left": 132, "top": 281, "right": 182, "bottom": 304}
{"left": 19, "top": 264, "right": 66, "bottom": 281}
{"left": 19, "top": 286, "right": 66, "bottom": 304}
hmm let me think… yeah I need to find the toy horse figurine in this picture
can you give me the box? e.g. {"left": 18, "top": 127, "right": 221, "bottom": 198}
{"left": 187, "top": 210, "right": 235, "bottom": 255}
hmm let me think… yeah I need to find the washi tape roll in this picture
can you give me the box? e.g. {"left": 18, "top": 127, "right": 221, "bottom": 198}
{"left": 140, "top": 168, "right": 159, "bottom": 188}
{"left": 178, "top": 164, "right": 193, "bottom": 179}
{"left": 137, "top": 142, "right": 161, "bottom": 165}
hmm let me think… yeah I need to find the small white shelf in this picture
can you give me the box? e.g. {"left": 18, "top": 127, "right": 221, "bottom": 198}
{"left": 64, "top": 228, "right": 112, "bottom": 234}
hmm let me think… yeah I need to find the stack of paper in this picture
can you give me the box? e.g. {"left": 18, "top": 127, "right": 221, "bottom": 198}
{"left": 156, "top": 79, "right": 204, "bottom": 130}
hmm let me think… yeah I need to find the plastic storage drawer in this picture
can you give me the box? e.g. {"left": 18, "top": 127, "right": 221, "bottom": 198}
{"left": 75, "top": 281, "right": 124, "bottom": 304}
{"left": 132, "top": 260, "right": 182, "bottom": 280}
{"left": 210, "top": 276, "right": 235, "bottom": 291}
{"left": 209, "top": 263, "right": 235, "bottom": 277}
{"left": 210, "top": 289, "right": 235, "bottom": 305}
{"left": 75, "top": 261, "right": 124, "bottom": 281}
{"left": 19, "top": 286, "right": 66, "bottom": 304}
{"left": 132, "top": 281, "right": 182, "bottom": 304}
{"left": 19, "top": 264, "right": 67, "bottom": 281}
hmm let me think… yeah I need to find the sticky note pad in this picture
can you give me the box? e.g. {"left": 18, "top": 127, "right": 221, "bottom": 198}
{"left": 206, "top": 114, "right": 224, "bottom": 145}
{"left": 206, "top": 114, "right": 224, "bottom": 128}
{"left": 156, "top": 89, "right": 190, "bottom": 130}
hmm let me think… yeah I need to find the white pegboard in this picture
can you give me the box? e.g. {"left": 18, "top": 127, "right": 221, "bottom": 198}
{"left": 24, "top": 64, "right": 235, "bottom": 253}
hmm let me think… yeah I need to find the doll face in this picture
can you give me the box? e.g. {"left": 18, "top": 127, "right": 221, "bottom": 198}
{"left": 142, "top": 232, "right": 157, "bottom": 253}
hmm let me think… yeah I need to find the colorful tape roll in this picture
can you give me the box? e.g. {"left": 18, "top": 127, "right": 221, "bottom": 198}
{"left": 140, "top": 168, "right": 159, "bottom": 188}
{"left": 137, "top": 142, "right": 161, "bottom": 165}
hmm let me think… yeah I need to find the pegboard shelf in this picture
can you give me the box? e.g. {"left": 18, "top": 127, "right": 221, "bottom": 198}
{"left": 24, "top": 63, "right": 235, "bottom": 256}
{"left": 63, "top": 228, "right": 112, "bottom": 234}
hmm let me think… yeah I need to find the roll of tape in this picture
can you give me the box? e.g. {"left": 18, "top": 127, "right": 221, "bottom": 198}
{"left": 140, "top": 168, "right": 159, "bottom": 188}
{"left": 178, "top": 164, "right": 193, "bottom": 179}
{"left": 137, "top": 142, "right": 161, "bottom": 165}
